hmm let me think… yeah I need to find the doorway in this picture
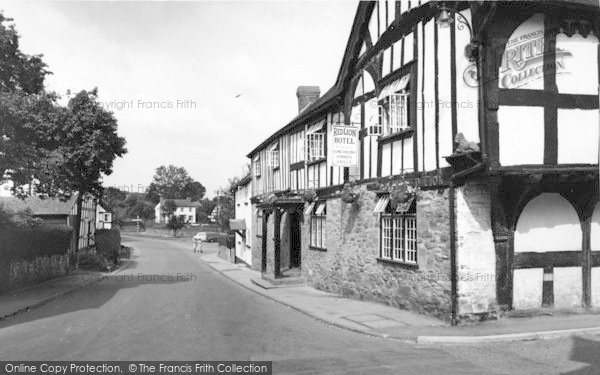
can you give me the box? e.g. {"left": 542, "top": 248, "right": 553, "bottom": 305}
{"left": 289, "top": 212, "right": 301, "bottom": 269}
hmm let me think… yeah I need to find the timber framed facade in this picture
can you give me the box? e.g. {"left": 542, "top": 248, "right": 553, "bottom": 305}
{"left": 245, "top": 0, "right": 600, "bottom": 323}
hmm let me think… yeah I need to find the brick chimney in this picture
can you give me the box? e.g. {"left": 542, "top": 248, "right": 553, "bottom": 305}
{"left": 296, "top": 86, "right": 320, "bottom": 113}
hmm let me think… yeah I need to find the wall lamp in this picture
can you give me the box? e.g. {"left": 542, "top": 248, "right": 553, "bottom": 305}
{"left": 436, "top": 3, "right": 480, "bottom": 62}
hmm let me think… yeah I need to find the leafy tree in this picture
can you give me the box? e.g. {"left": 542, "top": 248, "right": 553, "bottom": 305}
{"left": 41, "top": 89, "right": 127, "bottom": 251}
{"left": 166, "top": 215, "right": 185, "bottom": 237}
{"left": 0, "top": 12, "right": 50, "bottom": 94}
{"left": 145, "top": 165, "right": 205, "bottom": 204}
{"left": 195, "top": 198, "right": 216, "bottom": 224}
{"left": 162, "top": 199, "right": 177, "bottom": 218}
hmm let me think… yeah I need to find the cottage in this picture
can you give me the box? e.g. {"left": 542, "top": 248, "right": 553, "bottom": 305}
{"left": 245, "top": 1, "right": 600, "bottom": 322}
{"left": 0, "top": 194, "right": 97, "bottom": 253}
{"left": 96, "top": 202, "right": 112, "bottom": 230}
{"left": 154, "top": 198, "right": 202, "bottom": 224}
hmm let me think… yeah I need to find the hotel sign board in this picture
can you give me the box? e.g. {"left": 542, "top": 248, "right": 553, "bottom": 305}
{"left": 331, "top": 125, "right": 359, "bottom": 167}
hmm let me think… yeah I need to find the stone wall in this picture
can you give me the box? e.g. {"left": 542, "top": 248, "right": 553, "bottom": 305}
{"left": 455, "top": 181, "right": 497, "bottom": 317}
{"left": 4, "top": 254, "right": 69, "bottom": 292}
{"left": 302, "top": 184, "right": 452, "bottom": 320}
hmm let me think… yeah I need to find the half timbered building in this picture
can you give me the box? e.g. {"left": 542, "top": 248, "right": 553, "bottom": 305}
{"left": 246, "top": 0, "right": 600, "bottom": 322}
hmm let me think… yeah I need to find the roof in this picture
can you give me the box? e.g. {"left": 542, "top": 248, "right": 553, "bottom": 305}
{"left": 237, "top": 174, "right": 252, "bottom": 187}
{"left": 0, "top": 196, "right": 77, "bottom": 216}
{"left": 160, "top": 198, "right": 202, "bottom": 208}
{"left": 247, "top": 2, "right": 374, "bottom": 158}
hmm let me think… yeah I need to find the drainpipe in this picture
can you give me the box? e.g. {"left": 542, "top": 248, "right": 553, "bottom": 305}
{"left": 449, "top": 184, "right": 458, "bottom": 325}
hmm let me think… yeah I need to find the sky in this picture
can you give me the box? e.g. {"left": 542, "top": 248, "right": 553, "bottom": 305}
{"left": 0, "top": 0, "right": 357, "bottom": 197}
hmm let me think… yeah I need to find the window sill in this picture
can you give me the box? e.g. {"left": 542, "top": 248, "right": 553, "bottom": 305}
{"left": 378, "top": 128, "right": 414, "bottom": 143}
{"left": 308, "top": 245, "right": 327, "bottom": 252}
{"left": 376, "top": 258, "right": 418, "bottom": 269}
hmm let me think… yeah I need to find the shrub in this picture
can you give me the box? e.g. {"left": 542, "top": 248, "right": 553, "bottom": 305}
{"left": 0, "top": 225, "right": 73, "bottom": 261}
{"left": 78, "top": 252, "right": 113, "bottom": 272}
{"left": 95, "top": 228, "right": 121, "bottom": 263}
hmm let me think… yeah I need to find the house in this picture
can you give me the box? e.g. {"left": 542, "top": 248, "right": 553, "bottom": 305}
{"left": 230, "top": 175, "right": 252, "bottom": 266}
{"left": 154, "top": 198, "right": 202, "bottom": 224}
{"left": 0, "top": 194, "right": 97, "bottom": 253}
{"left": 245, "top": 1, "right": 600, "bottom": 322}
{"left": 96, "top": 202, "right": 112, "bottom": 230}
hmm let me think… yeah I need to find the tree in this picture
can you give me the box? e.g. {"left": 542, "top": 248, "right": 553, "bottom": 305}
{"left": 166, "top": 215, "right": 185, "bottom": 237}
{"left": 42, "top": 89, "right": 127, "bottom": 252}
{"left": 145, "top": 165, "right": 205, "bottom": 204}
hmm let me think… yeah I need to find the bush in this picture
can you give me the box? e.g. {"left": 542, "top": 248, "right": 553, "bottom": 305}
{"left": 95, "top": 228, "right": 121, "bottom": 263}
{"left": 0, "top": 225, "right": 73, "bottom": 261}
{"left": 78, "top": 252, "right": 113, "bottom": 272}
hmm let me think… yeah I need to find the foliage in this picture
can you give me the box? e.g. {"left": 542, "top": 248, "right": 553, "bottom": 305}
{"left": 162, "top": 199, "right": 177, "bottom": 217}
{"left": 195, "top": 198, "right": 216, "bottom": 224}
{"left": 95, "top": 228, "right": 121, "bottom": 263}
{"left": 0, "top": 12, "right": 51, "bottom": 94}
{"left": 78, "top": 252, "right": 113, "bottom": 272}
{"left": 0, "top": 224, "right": 73, "bottom": 261}
{"left": 166, "top": 215, "right": 186, "bottom": 236}
{"left": 146, "top": 165, "right": 205, "bottom": 204}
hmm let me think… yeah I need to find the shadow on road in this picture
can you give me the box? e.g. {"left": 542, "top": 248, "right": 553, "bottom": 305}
{"left": 0, "top": 258, "right": 200, "bottom": 330}
{"left": 563, "top": 336, "right": 600, "bottom": 374}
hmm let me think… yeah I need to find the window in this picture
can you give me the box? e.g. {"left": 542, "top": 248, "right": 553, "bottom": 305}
{"left": 310, "top": 202, "right": 326, "bottom": 249}
{"left": 307, "top": 132, "right": 325, "bottom": 161}
{"left": 377, "top": 195, "right": 416, "bottom": 264}
{"left": 254, "top": 157, "right": 261, "bottom": 177}
{"left": 379, "top": 93, "right": 409, "bottom": 135}
{"left": 267, "top": 143, "right": 280, "bottom": 169}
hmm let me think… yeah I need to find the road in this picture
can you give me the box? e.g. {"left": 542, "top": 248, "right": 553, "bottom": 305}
{"left": 0, "top": 235, "right": 599, "bottom": 374}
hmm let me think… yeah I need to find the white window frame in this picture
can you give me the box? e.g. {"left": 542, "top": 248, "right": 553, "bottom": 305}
{"left": 310, "top": 202, "right": 326, "bottom": 249}
{"left": 380, "top": 198, "right": 416, "bottom": 264}
{"left": 267, "top": 146, "right": 280, "bottom": 169}
{"left": 379, "top": 92, "right": 410, "bottom": 135}
{"left": 307, "top": 132, "right": 325, "bottom": 161}
{"left": 254, "top": 157, "right": 262, "bottom": 177}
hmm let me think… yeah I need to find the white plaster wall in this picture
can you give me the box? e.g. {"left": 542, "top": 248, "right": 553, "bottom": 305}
{"left": 592, "top": 267, "right": 600, "bottom": 308}
{"left": 557, "top": 109, "right": 599, "bottom": 164}
{"left": 513, "top": 268, "right": 544, "bottom": 310}
{"left": 556, "top": 33, "right": 599, "bottom": 95}
{"left": 437, "top": 22, "right": 453, "bottom": 168}
{"left": 381, "top": 142, "right": 392, "bottom": 177}
{"left": 423, "top": 19, "right": 437, "bottom": 172}
{"left": 456, "top": 183, "right": 497, "bottom": 315}
{"left": 392, "top": 140, "right": 402, "bottom": 175}
{"left": 498, "top": 106, "right": 544, "bottom": 166}
{"left": 454, "top": 9, "right": 479, "bottom": 144}
{"left": 515, "top": 193, "right": 581, "bottom": 253}
{"left": 554, "top": 267, "right": 582, "bottom": 309}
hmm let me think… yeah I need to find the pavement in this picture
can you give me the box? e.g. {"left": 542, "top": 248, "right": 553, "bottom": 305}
{"left": 199, "top": 252, "right": 600, "bottom": 345}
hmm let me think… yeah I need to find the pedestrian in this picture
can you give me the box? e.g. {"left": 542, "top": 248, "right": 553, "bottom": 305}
{"left": 193, "top": 233, "right": 203, "bottom": 253}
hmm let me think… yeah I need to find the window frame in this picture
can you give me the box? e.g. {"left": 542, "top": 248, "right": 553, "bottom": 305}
{"left": 378, "top": 91, "right": 410, "bottom": 136}
{"left": 307, "top": 131, "right": 325, "bottom": 161}
{"left": 309, "top": 202, "right": 327, "bottom": 250}
{"left": 379, "top": 198, "right": 417, "bottom": 265}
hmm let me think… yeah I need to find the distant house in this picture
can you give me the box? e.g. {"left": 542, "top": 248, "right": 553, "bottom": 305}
{"left": 154, "top": 198, "right": 202, "bottom": 224}
{"left": 230, "top": 175, "right": 252, "bottom": 265}
{"left": 0, "top": 194, "right": 97, "bottom": 252}
{"left": 96, "top": 203, "right": 112, "bottom": 230}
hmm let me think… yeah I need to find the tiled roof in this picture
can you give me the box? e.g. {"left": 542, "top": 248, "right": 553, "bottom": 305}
{"left": 0, "top": 196, "right": 77, "bottom": 216}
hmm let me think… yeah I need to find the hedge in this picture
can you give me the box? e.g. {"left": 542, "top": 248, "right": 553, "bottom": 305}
{"left": 95, "top": 228, "right": 121, "bottom": 262}
{"left": 0, "top": 225, "right": 73, "bottom": 261}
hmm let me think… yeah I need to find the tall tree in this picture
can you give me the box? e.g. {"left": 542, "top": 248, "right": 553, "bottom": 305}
{"left": 146, "top": 165, "right": 205, "bottom": 204}
{"left": 46, "top": 89, "right": 127, "bottom": 251}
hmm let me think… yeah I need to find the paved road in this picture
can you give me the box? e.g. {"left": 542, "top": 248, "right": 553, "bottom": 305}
{"left": 0, "top": 236, "right": 599, "bottom": 374}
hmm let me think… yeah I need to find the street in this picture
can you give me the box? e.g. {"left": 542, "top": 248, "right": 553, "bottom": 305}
{"left": 0, "top": 236, "right": 599, "bottom": 374}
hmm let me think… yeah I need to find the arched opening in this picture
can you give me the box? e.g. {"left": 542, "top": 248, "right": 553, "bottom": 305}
{"left": 513, "top": 193, "right": 582, "bottom": 309}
